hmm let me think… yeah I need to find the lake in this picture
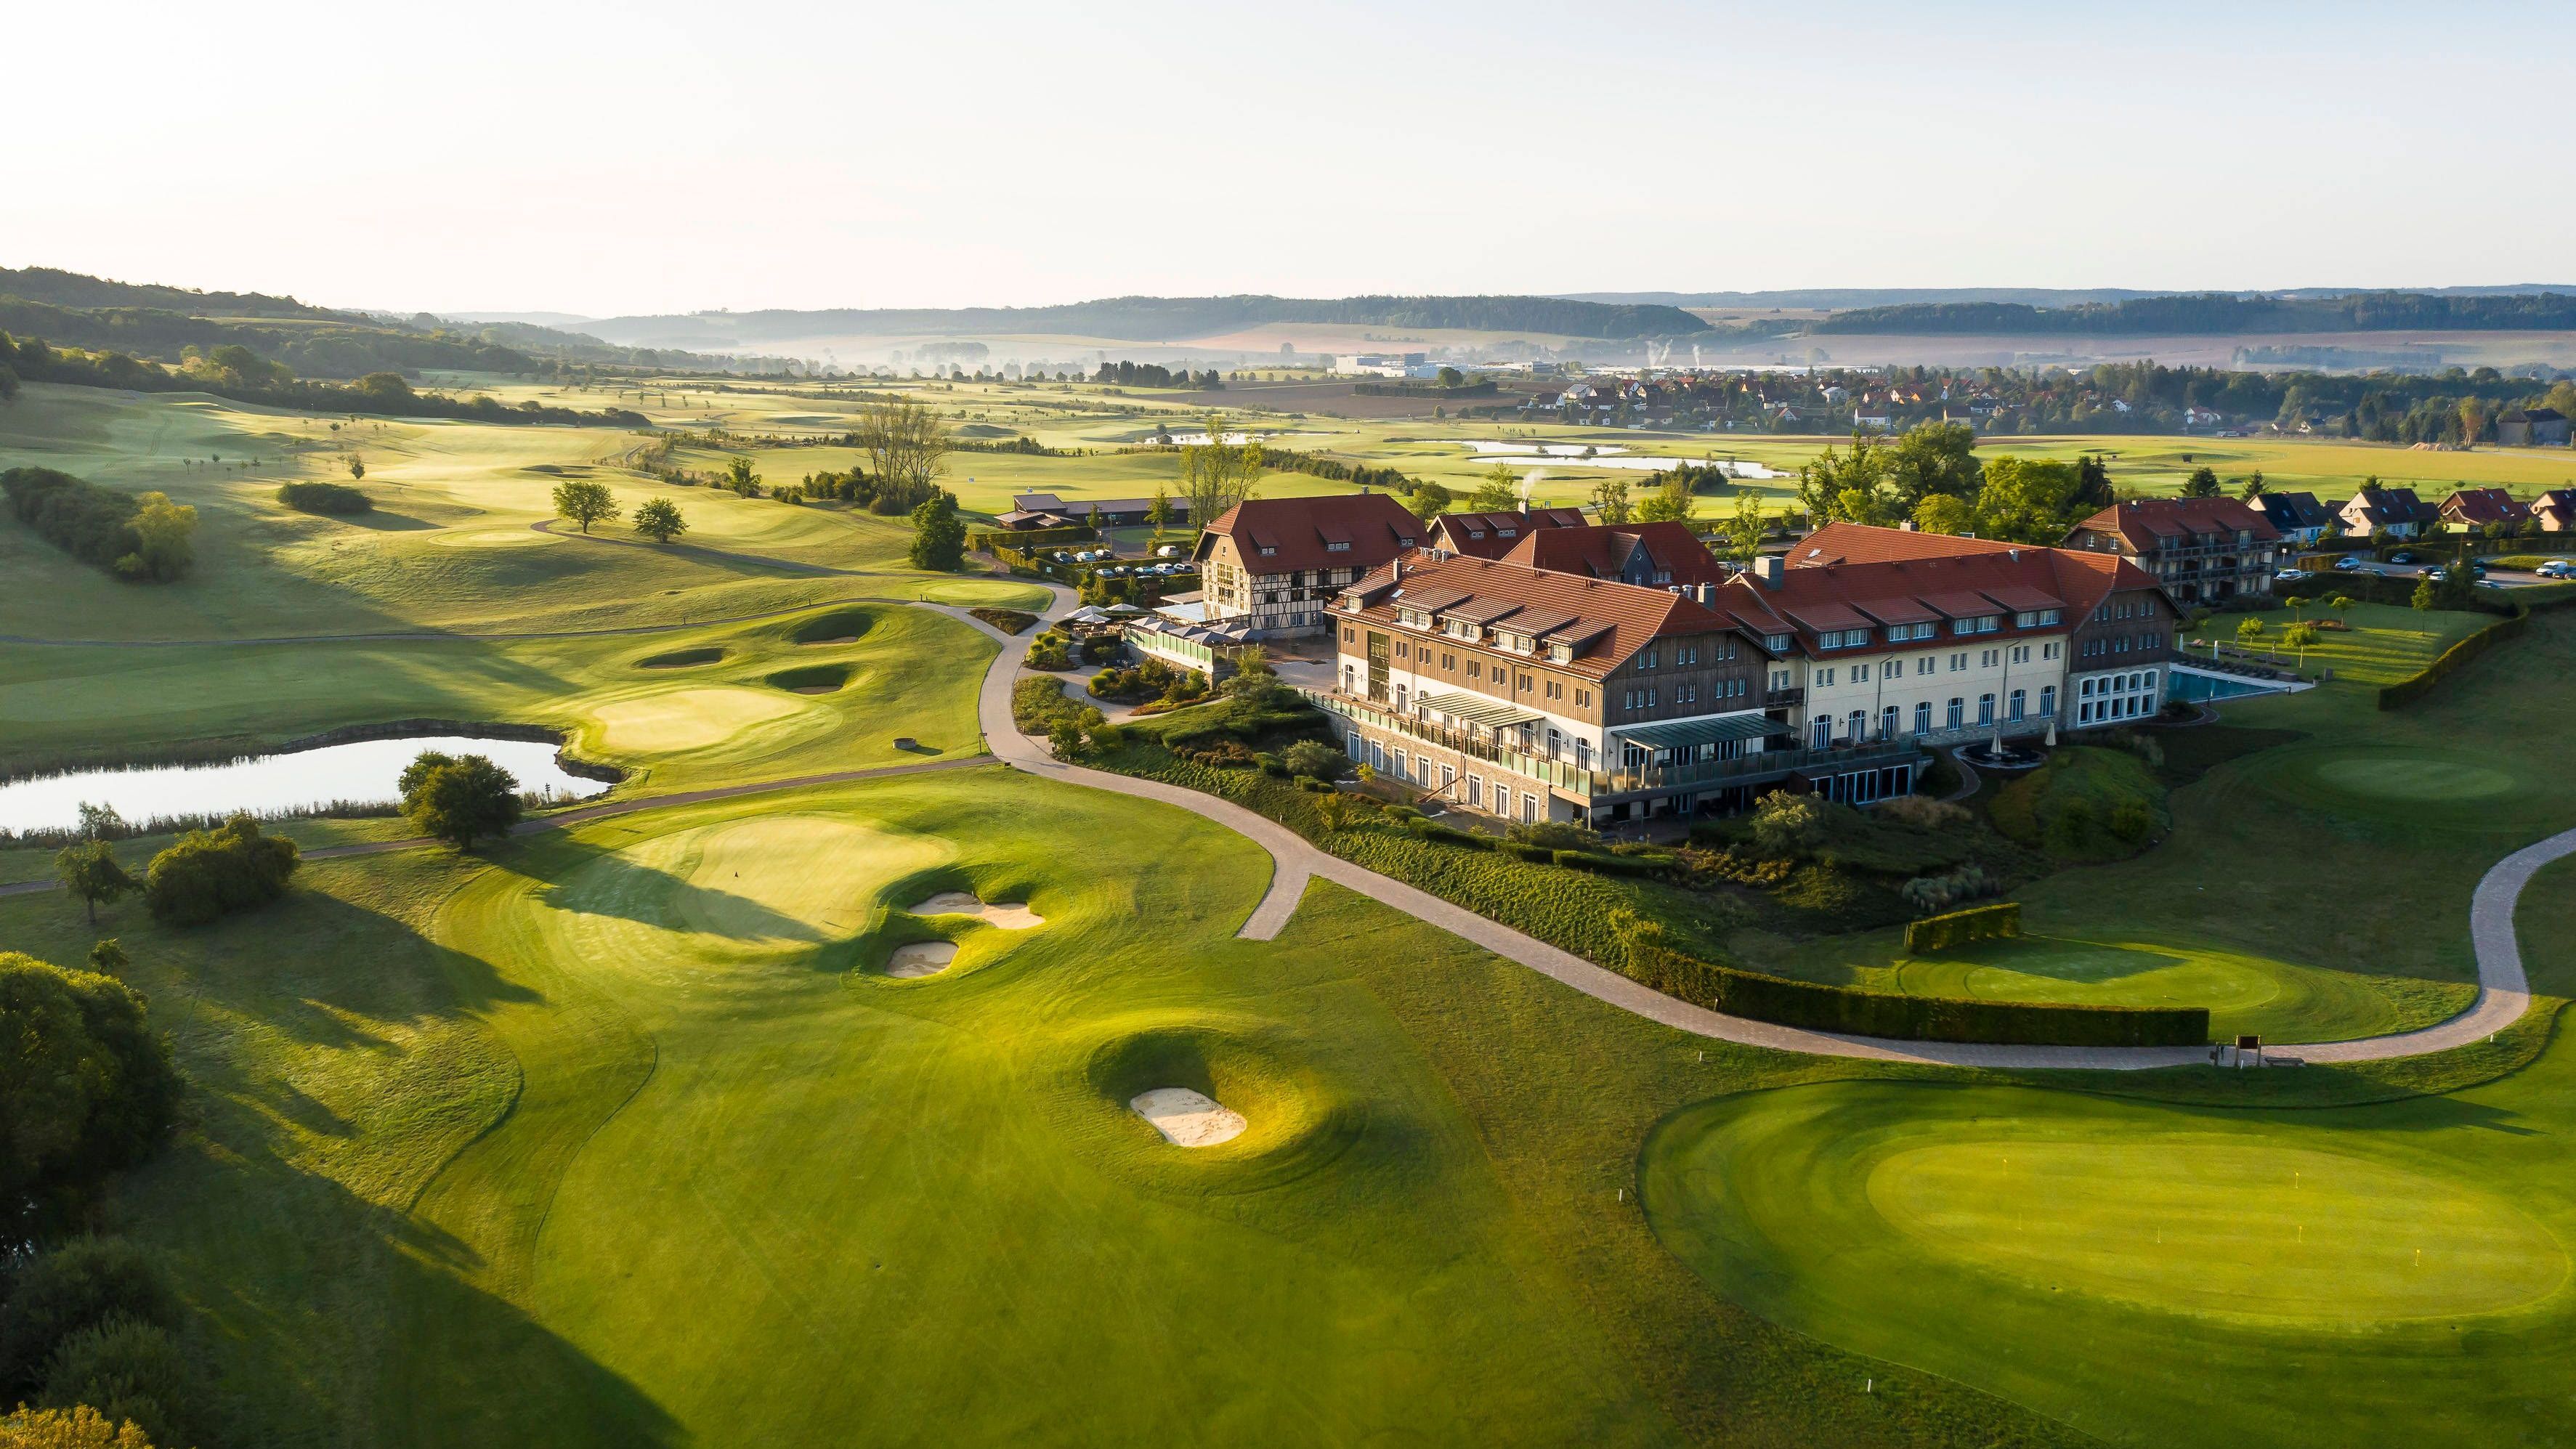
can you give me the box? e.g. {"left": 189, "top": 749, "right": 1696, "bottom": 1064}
{"left": 0, "top": 734, "right": 610, "bottom": 836}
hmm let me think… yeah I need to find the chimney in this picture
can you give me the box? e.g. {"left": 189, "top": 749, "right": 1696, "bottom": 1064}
{"left": 1900, "top": 519, "right": 1917, "bottom": 531}
{"left": 1756, "top": 555, "right": 1783, "bottom": 590}
{"left": 1391, "top": 555, "right": 1403, "bottom": 583}
{"left": 1696, "top": 581, "right": 1717, "bottom": 605}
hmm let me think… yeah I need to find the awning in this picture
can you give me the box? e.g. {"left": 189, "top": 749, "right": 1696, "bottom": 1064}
{"left": 1616, "top": 712, "right": 1791, "bottom": 750}
{"left": 1417, "top": 690, "right": 1543, "bottom": 731}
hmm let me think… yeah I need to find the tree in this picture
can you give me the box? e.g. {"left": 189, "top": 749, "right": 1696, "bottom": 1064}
{"left": 551, "top": 478, "right": 617, "bottom": 533}
{"left": 121, "top": 494, "right": 195, "bottom": 582}
{"left": 347, "top": 454, "right": 365, "bottom": 483}
{"left": 2330, "top": 594, "right": 2356, "bottom": 619}
{"left": 2073, "top": 453, "right": 2115, "bottom": 509}
{"left": 0, "top": 958, "right": 181, "bottom": 1227}
{"left": 1881, "top": 421, "right": 1981, "bottom": 510}
{"left": 909, "top": 492, "right": 968, "bottom": 571}
{"left": 1973, "top": 457, "right": 2086, "bottom": 543}
{"left": 1177, "top": 413, "right": 1263, "bottom": 528}
{"left": 1435, "top": 366, "right": 1465, "bottom": 388}
{"left": 724, "top": 455, "right": 761, "bottom": 496}
{"left": 398, "top": 751, "right": 523, "bottom": 852}
{"left": 1634, "top": 474, "right": 1693, "bottom": 523}
{"left": 856, "top": 396, "right": 952, "bottom": 493}
{"left": 2181, "top": 465, "right": 2221, "bottom": 498}
{"left": 52, "top": 843, "right": 134, "bottom": 927}
{"left": 1404, "top": 479, "right": 1454, "bottom": 520}
{"left": 633, "top": 497, "right": 686, "bottom": 544}
{"left": 1467, "top": 464, "right": 1519, "bottom": 513}
{"left": 1911, "top": 492, "right": 1977, "bottom": 537}
{"left": 142, "top": 816, "right": 298, "bottom": 925}
{"left": 1796, "top": 433, "right": 1893, "bottom": 525}
{"left": 2236, "top": 617, "right": 2266, "bottom": 645}
{"left": 1748, "top": 790, "right": 1823, "bottom": 861}
{"left": 84, "top": 941, "right": 126, "bottom": 975}
{"left": 1146, "top": 485, "right": 1173, "bottom": 535}
{"left": 0, "top": 1403, "right": 158, "bottom": 1448}
{"left": 2240, "top": 468, "right": 2267, "bottom": 500}
{"left": 1720, "top": 490, "right": 1767, "bottom": 559}
{"left": 1589, "top": 477, "right": 1633, "bottom": 524}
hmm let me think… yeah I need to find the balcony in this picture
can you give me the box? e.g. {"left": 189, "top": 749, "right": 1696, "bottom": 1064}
{"left": 1302, "top": 689, "right": 1959, "bottom": 800}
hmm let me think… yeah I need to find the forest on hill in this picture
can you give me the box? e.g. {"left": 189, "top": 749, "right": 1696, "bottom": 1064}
{"left": 1812, "top": 291, "right": 2576, "bottom": 336}
{"left": 579, "top": 293, "right": 1709, "bottom": 346}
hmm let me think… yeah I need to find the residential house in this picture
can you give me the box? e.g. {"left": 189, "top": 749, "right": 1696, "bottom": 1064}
{"left": 1191, "top": 493, "right": 1423, "bottom": 637}
{"left": 1498, "top": 519, "right": 1731, "bottom": 588}
{"left": 1425, "top": 507, "right": 1587, "bottom": 559}
{"left": 2498, "top": 407, "right": 2572, "bottom": 447}
{"left": 2439, "top": 487, "right": 2532, "bottom": 532}
{"left": 2063, "top": 498, "right": 2281, "bottom": 603}
{"left": 2535, "top": 489, "right": 2576, "bottom": 533}
{"left": 1010, "top": 492, "right": 1188, "bottom": 527}
{"left": 2341, "top": 484, "right": 2440, "bottom": 540}
{"left": 2256, "top": 491, "right": 2337, "bottom": 548}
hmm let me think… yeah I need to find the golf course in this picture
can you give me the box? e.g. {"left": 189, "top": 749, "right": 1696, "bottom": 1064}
{"left": 6, "top": 363, "right": 2576, "bottom": 1448}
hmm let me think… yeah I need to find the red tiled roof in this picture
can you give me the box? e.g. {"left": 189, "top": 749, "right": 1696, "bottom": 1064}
{"left": 2441, "top": 488, "right": 2529, "bottom": 525}
{"left": 1337, "top": 551, "right": 1741, "bottom": 680}
{"left": 2073, "top": 497, "right": 2280, "bottom": 550}
{"left": 1427, "top": 507, "right": 1587, "bottom": 559}
{"left": 1728, "top": 524, "right": 2168, "bottom": 649}
{"left": 1196, "top": 493, "right": 1422, "bottom": 574}
{"left": 1500, "top": 520, "right": 1730, "bottom": 585}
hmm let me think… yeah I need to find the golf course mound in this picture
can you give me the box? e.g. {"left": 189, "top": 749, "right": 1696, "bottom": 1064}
{"left": 1072, "top": 1019, "right": 1360, "bottom": 1183}
{"left": 425, "top": 526, "right": 556, "bottom": 549}
{"left": 787, "top": 607, "right": 875, "bottom": 646}
{"left": 766, "top": 664, "right": 854, "bottom": 695}
{"left": 588, "top": 686, "right": 807, "bottom": 753}
{"left": 884, "top": 941, "right": 959, "bottom": 978}
{"left": 636, "top": 646, "right": 726, "bottom": 670}
{"left": 542, "top": 813, "right": 944, "bottom": 960}
{"left": 1129, "top": 1087, "right": 1247, "bottom": 1147}
{"left": 1883, "top": 934, "right": 2426, "bottom": 1043}
{"left": 910, "top": 890, "right": 1043, "bottom": 930}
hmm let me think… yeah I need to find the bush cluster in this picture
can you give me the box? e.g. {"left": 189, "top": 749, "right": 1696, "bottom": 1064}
{"left": 0, "top": 468, "right": 194, "bottom": 582}
{"left": 1897, "top": 863, "right": 1999, "bottom": 916}
{"left": 0, "top": 955, "right": 180, "bottom": 1222}
{"left": 0, "top": 1238, "right": 201, "bottom": 1449}
{"left": 273, "top": 480, "right": 371, "bottom": 514}
{"left": 142, "top": 815, "right": 298, "bottom": 925}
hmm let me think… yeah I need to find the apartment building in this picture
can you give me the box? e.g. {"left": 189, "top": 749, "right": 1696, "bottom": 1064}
{"left": 2064, "top": 498, "right": 2280, "bottom": 604}
{"left": 1191, "top": 493, "right": 1422, "bottom": 637}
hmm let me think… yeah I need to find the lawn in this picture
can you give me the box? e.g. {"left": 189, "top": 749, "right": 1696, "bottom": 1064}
{"left": 1640, "top": 1048, "right": 2576, "bottom": 1447}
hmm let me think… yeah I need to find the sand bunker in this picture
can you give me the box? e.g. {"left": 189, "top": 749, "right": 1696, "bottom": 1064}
{"left": 910, "top": 891, "right": 1043, "bottom": 930}
{"left": 886, "top": 941, "right": 959, "bottom": 978}
{"left": 1129, "top": 1087, "right": 1247, "bottom": 1147}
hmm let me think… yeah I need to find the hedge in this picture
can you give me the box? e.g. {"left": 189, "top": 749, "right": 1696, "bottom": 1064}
{"left": 1553, "top": 849, "right": 1674, "bottom": 877}
{"left": 1627, "top": 938, "right": 2206, "bottom": 1047}
{"left": 971, "top": 523, "right": 1097, "bottom": 553}
{"left": 1904, "top": 901, "right": 2022, "bottom": 954}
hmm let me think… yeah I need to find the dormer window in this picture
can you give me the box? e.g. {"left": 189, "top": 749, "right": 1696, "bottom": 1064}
{"left": 1497, "top": 527, "right": 1516, "bottom": 537}
{"left": 1765, "top": 633, "right": 1790, "bottom": 652}
{"left": 1548, "top": 644, "right": 1573, "bottom": 664}
{"left": 1326, "top": 541, "right": 1349, "bottom": 553}
{"left": 1258, "top": 545, "right": 1277, "bottom": 557}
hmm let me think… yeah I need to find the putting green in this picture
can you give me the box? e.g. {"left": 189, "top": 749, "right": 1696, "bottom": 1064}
{"left": 2312, "top": 756, "right": 2514, "bottom": 800}
{"left": 1644, "top": 1068, "right": 2576, "bottom": 1446}
{"left": 1869, "top": 1140, "right": 2565, "bottom": 1322}
{"left": 587, "top": 686, "right": 807, "bottom": 753}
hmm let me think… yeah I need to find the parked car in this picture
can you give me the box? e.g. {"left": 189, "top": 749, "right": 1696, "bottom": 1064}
{"left": 2275, "top": 567, "right": 2309, "bottom": 583}
{"left": 1156, "top": 545, "right": 1181, "bottom": 559}
{"left": 2333, "top": 556, "right": 2365, "bottom": 572}
{"left": 2389, "top": 551, "right": 2418, "bottom": 565}
{"left": 2539, "top": 560, "right": 2574, "bottom": 579}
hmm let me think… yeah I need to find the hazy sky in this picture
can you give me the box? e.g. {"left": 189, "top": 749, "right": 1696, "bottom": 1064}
{"left": 10, "top": 1, "right": 2567, "bottom": 317}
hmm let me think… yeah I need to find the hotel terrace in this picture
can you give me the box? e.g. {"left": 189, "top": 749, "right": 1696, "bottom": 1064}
{"left": 1308, "top": 520, "right": 2176, "bottom": 826}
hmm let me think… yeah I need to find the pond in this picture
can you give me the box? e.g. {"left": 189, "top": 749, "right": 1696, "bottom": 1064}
{"left": 0, "top": 734, "right": 611, "bottom": 836}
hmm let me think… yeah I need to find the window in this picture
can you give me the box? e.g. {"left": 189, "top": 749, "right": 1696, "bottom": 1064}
{"left": 1326, "top": 541, "right": 1349, "bottom": 553}
{"left": 1259, "top": 545, "right": 1277, "bottom": 557}
{"left": 1818, "top": 667, "right": 1836, "bottom": 687}
{"left": 1981, "top": 649, "right": 1998, "bottom": 668}
{"left": 1441, "top": 653, "right": 1456, "bottom": 670}
{"left": 1765, "top": 633, "right": 1791, "bottom": 652}
{"left": 1853, "top": 664, "right": 1870, "bottom": 683}
{"left": 1949, "top": 652, "right": 1967, "bottom": 671}
{"left": 1468, "top": 660, "right": 1481, "bottom": 678}
{"left": 1811, "top": 715, "right": 1832, "bottom": 749}
{"left": 1947, "top": 697, "right": 1964, "bottom": 730}
{"left": 2009, "top": 689, "right": 2026, "bottom": 722}
{"left": 1846, "top": 710, "right": 1866, "bottom": 742}
{"left": 1913, "top": 701, "right": 1932, "bottom": 734}
{"left": 2044, "top": 641, "right": 2059, "bottom": 659}
{"left": 1977, "top": 694, "right": 1996, "bottom": 726}
{"left": 1881, "top": 705, "right": 1900, "bottom": 739}
{"left": 1916, "top": 657, "right": 1935, "bottom": 675}
{"left": 2040, "top": 684, "right": 2057, "bottom": 717}
{"left": 1393, "top": 749, "right": 1408, "bottom": 781}
{"left": 1576, "top": 689, "right": 1590, "bottom": 708}
{"left": 1770, "top": 669, "right": 1791, "bottom": 691}
{"left": 1640, "top": 646, "right": 1659, "bottom": 670}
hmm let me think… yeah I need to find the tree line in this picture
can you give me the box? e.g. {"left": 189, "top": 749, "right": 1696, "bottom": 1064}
{"left": 1, "top": 468, "right": 196, "bottom": 582}
{"left": 0, "top": 334, "right": 647, "bottom": 428}
{"left": 1812, "top": 291, "right": 2576, "bottom": 336}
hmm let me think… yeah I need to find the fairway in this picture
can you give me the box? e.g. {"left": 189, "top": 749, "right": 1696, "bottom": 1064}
{"left": 586, "top": 684, "right": 808, "bottom": 754}
{"left": 1644, "top": 1063, "right": 2576, "bottom": 1445}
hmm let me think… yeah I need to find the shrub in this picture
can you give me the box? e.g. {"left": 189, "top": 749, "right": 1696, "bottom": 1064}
{"left": 1897, "top": 864, "right": 1996, "bottom": 916}
{"left": 1504, "top": 819, "right": 1605, "bottom": 852}
{"left": 142, "top": 814, "right": 299, "bottom": 925}
{"left": 1872, "top": 794, "right": 1968, "bottom": 830}
{"left": 0, "top": 1241, "right": 177, "bottom": 1393}
{"left": 1904, "top": 901, "right": 2022, "bottom": 954}
{"left": 275, "top": 480, "right": 372, "bottom": 514}
{"left": 1552, "top": 850, "right": 1672, "bottom": 877}
{"left": 0, "top": 964, "right": 181, "bottom": 1225}
{"left": 0, "top": 1404, "right": 158, "bottom": 1448}
{"left": 1746, "top": 790, "right": 1824, "bottom": 860}
{"left": 0, "top": 471, "right": 193, "bottom": 581}
{"left": 1281, "top": 740, "right": 1343, "bottom": 779}
{"left": 1026, "top": 631, "right": 1072, "bottom": 670}
{"left": 39, "top": 1316, "right": 200, "bottom": 1449}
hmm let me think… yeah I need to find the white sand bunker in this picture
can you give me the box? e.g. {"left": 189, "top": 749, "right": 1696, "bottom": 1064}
{"left": 1129, "top": 1087, "right": 1247, "bottom": 1148}
{"left": 885, "top": 941, "right": 958, "bottom": 978}
{"left": 911, "top": 891, "right": 1044, "bottom": 930}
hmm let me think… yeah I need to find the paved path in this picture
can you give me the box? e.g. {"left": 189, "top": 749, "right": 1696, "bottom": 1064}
{"left": 917, "top": 584, "right": 2570, "bottom": 1070}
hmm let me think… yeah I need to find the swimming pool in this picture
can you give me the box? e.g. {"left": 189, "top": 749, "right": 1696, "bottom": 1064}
{"left": 2166, "top": 667, "right": 2296, "bottom": 702}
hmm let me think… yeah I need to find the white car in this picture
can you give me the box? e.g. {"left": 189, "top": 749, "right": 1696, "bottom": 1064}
{"left": 2275, "top": 568, "right": 2308, "bottom": 583}
{"left": 1157, "top": 544, "right": 1181, "bottom": 559}
{"left": 2538, "top": 560, "right": 2572, "bottom": 579}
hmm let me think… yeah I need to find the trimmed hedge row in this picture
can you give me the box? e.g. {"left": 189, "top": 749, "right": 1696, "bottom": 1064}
{"left": 1626, "top": 939, "right": 2208, "bottom": 1047}
{"left": 1905, "top": 901, "right": 2022, "bottom": 954}
{"left": 2381, "top": 587, "right": 2576, "bottom": 707}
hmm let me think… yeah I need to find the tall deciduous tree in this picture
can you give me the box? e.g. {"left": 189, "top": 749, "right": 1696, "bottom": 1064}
{"left": 1589, "top": 477, "right": 1633, "bottom": 524}
{"left": 398, "top": 752, "right": 524, "bottom": 851}
{"left": 1973, "top": 457, "right": 2086, "bottom": 543}
{"left": 1633, "top": 474, "right": 1692, "bottom": 523}
{"left": 633, "top": 497, "right": 686, "bottom": 543}
{"left": 1405, "top": 479, "right": 1454, "bottom": 520}
{"left": 551, "top": 479, "right": 618, "bottom": 532}
{"left": 53, "top": 843, "right": 134, "bottom": 927}
{"left": 856, "top": 397, "right": 952, "bottom": 493}
{"left": 1467, "top": 464, "right": 1519, "bottom": 513}
{"left": 1178, "top": 414, "right": 1263, "bottom": 528}
{"left": 909, "top": 492, "right": 967, "bottom": 572}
